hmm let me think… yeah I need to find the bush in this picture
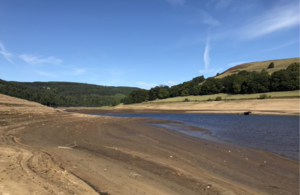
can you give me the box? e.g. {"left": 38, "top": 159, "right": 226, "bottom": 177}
{"left": 183, "top": 98, "right": 190, "bottom": 102}
{"left": 207, "top": 98, "right": 214, "bottom": 101}
{"left": 258, "top": 94, "right": 268, "bottom": 99}
{"left": 268, "top": 62, "right": 274, "bottom": 69}
{"left": 215, "top": 96, "right": 222, "bottom": 101}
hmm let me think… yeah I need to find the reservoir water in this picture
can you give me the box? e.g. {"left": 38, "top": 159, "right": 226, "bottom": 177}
{"left": 97, "top": 113, "right": 299, "bottom": 160}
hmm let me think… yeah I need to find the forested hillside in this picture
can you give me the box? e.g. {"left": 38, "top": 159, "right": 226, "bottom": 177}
{"left": 0, "top": 80, "right": 138, "bottom": 107}
{"left": 123, "top": 62, "right": 299, "bottom": 104}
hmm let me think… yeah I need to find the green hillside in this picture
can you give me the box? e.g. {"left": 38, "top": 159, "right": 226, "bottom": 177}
{"left": 17, "top": 81, "right": 137, "bottom": 96}
{"left": 122, "top": 60, "right": 299, "bottom": 104}
{"left": 216, "top": 58, "right": 299, "bottom": 78}
{"left": 0, "top": 80, "right": 139, "bottom": 107}
{"left": 152, "top": 91, "right": 299, "bottom": 103}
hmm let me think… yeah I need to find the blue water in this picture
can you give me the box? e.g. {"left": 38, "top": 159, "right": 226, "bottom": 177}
{"left": 97, "top": 113, "right": 299, "bottom": 160}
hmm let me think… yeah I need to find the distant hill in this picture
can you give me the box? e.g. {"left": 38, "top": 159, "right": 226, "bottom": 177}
{"left": 0, "top": 80, "right": 139, "bottom": 107}
{"left": 216, "top": 58, "right": 299, "bottom": 78}
{"left": 17, "top": 81, "right": 138, "bottom": 96}
{"left": 122, "top": 59, "right": 299, "bottom": 104}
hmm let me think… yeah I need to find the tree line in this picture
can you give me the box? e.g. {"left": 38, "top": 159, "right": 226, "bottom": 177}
{"left": 0, "top": 80, "right": 138, "bottom": 107}
{"left": 122, "top": 62, "right": 299, "bottom": 104}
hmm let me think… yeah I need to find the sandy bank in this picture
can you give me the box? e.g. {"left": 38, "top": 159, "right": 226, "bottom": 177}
{"left": 0, "top": 94, "right": 299, "bottom": 195}
{"left": 67, "top": 98, "right": 300, "bottom": 116}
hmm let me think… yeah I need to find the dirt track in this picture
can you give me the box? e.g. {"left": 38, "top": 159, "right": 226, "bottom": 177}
{"left": 0, "top": 94, "right": 299, "bottom": 195}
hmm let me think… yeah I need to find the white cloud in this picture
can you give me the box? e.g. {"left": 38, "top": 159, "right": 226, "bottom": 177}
{"left": 137, "top": 82, "right": 157, "bottom": 88}
{"left": 165, "top": 0, "right": 186, "bottom": 6}
{"left": 37, "top": 71, "right": 58, "bottom": 78}
{"left": 167, "top": 81, "right": 176, "bottom": 86}
{"left": 19, "top": 54, "right": 62, "bottom": 65}
{"left": 239, "top": 1, "right": 299, "bottom": 39}
{"left": 203, "top": 36, "right": 210, "bottom": 70}
{"left": 0, "top": 41, "right": 14, "bottom": 63}
{"left": 199, "top": 33, "right": 223, "bottom": 76}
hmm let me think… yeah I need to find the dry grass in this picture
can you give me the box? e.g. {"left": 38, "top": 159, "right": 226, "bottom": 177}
{"left": 151, "top": 91, "right": 299, "bottom": 103}
{"left": 216, "top": 58, "right": 299, "bottom": 78}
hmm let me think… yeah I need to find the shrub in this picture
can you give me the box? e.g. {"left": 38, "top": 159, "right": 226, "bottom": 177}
{"left": 183, "top": 98, "right": 190, "bottom": 102}
{"left": 215, "top": 96, "right": 222, "bottom": 101}
{"left": 207, "top": 98, "right": 214, "bottom": 101}
{"left": 268, "top": 62, "right": 274, "bottom": 69}
{"left": 258, "top": 94, "right": 268, "bottom": 99}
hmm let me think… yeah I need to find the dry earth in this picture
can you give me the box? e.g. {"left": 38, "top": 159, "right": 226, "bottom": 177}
{"left": 0, "top": 94, "right": 299, "bottom": 195}
{"left": 67, "top": 98, "right": 300, "bottom": 116}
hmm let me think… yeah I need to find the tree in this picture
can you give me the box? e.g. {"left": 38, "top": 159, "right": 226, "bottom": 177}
{"left": 200, "top": 78, "right": 222, "bottom": 95}
{"left": 158, "top": 88, "right": 169, "bottom": 99}
{"left": 128, "top": 89, "right": 149, "bottom": 103}
{"left": 148, "top": 87, "right": 160, "bottom": 101}
{"left": 268, "top": 62, "right": 274, "bottom": 69}
{"left": 180, "top": 89, "right": 189, "bottom": 96}
{"left": 169, "top": 85, "right": 180, "bottom": 97}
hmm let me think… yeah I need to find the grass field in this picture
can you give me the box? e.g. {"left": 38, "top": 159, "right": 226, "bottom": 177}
{"left": 151, "top": 91, "right": 299, "bottom": 103}
{"left": 215, "top": 58, "right": 299, "bottom": 79}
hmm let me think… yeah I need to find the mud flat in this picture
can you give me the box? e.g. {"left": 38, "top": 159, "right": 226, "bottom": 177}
{"left": 0, "top": 94, "right": 299, "bottom": 195}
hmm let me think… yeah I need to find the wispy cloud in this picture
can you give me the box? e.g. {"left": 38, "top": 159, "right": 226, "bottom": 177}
{"left": 206, "top": 0, "right": 234, "bottom": 11}
{"left": 199, "top": 35, "right": 222, "bottom": 75}
{"left": 62, "top": 68, "right": 86, "bottom": 76}
{"left": 200, "top": 35, "right": 223, "bottom": 76}
{"left": 259, "top": 39, "right": 299, "bottom": 53}
{"left": 165, "top": 0, "right": 186, "bottom": 6}
{"left": 239, "top": 1, "right": 299, "bottom": 39}
{"left": 0, "top": 41, "right": 14, "bottom": 63}
{"left": 201, "top": 12, "right": 220, "bottom": 26}
{"left": 167, "top": 81, "right": 176, "bottom": 86}
{"left": 36, "top": 71, "right": 58, "bottom": 78}
{"left": 203, "top": 36, "right": 211, "bottom": 70}
{"left": 19, "top": 54, "right": 62, "bottom": 65}
{"left": 137, "top": 82, "right": 157, "bottom": 88}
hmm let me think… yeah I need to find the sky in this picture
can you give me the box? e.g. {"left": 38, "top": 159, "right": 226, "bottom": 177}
{"left": 0, "top": 0, "right": 299, "bottom": 89}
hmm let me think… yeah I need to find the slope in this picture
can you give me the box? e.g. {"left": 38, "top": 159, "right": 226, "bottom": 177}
{"left": 216, "top": 57, "right": 299, "bottom": 78}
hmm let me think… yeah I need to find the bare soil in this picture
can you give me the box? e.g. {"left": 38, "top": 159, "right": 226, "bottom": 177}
{"left": 0, "top": 94, "right": 299, "bottom": 195}
{"left": 67, "top": 98, "right": 300, "bottom": 116}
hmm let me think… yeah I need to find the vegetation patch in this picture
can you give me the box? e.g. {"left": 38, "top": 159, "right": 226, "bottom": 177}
{"left": 215, "top": 96, "right": 222, "bottom": 101}
{"left": 0, "top": 80, "right": 138, "bottom": 107}
{"left": 124, "top": 62, "right": 299, "bottom": 104}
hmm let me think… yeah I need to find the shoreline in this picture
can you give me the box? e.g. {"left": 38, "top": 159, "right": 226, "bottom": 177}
{"left": 72, "top": 112, "right": 299, "bottom": 161}
{"left": 66, "top": 108, "right": 300, "bottom": 116}
{"left": 65, "top": 98, "right": 300, "bottom": 116}
{"left": 0, "top": 94, "right": 299, "bottom": 195}
{"left": 145, "top": 121, "right": 299, "bottom": 161}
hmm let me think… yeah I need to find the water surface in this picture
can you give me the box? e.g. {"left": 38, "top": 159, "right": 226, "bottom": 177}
{"left": 97, "top": 113, "right": 299, "bottom": 160}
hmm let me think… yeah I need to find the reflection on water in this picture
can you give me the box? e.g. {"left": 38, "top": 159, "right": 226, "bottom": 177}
{"left": 97, "top": 113, "right": 299, "bottom": 160}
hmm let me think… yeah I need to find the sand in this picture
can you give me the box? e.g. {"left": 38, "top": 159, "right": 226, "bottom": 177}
{"left": 0, "top": 93, "right": 299, "bottom": 195}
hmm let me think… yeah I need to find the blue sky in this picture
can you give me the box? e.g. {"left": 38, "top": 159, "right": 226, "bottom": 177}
{"left": 0, "top": 0, "right": 299, "bottom": 89}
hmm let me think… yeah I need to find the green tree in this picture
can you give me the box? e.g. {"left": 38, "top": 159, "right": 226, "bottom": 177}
{"left": 148, "top": 86, "right": 160, "bottom": 100}
{"left": 158, "top": 88, "right": 170, "bottom": 99}
{"left": 268, "top": 62, "right": 274, "bottom": 69}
